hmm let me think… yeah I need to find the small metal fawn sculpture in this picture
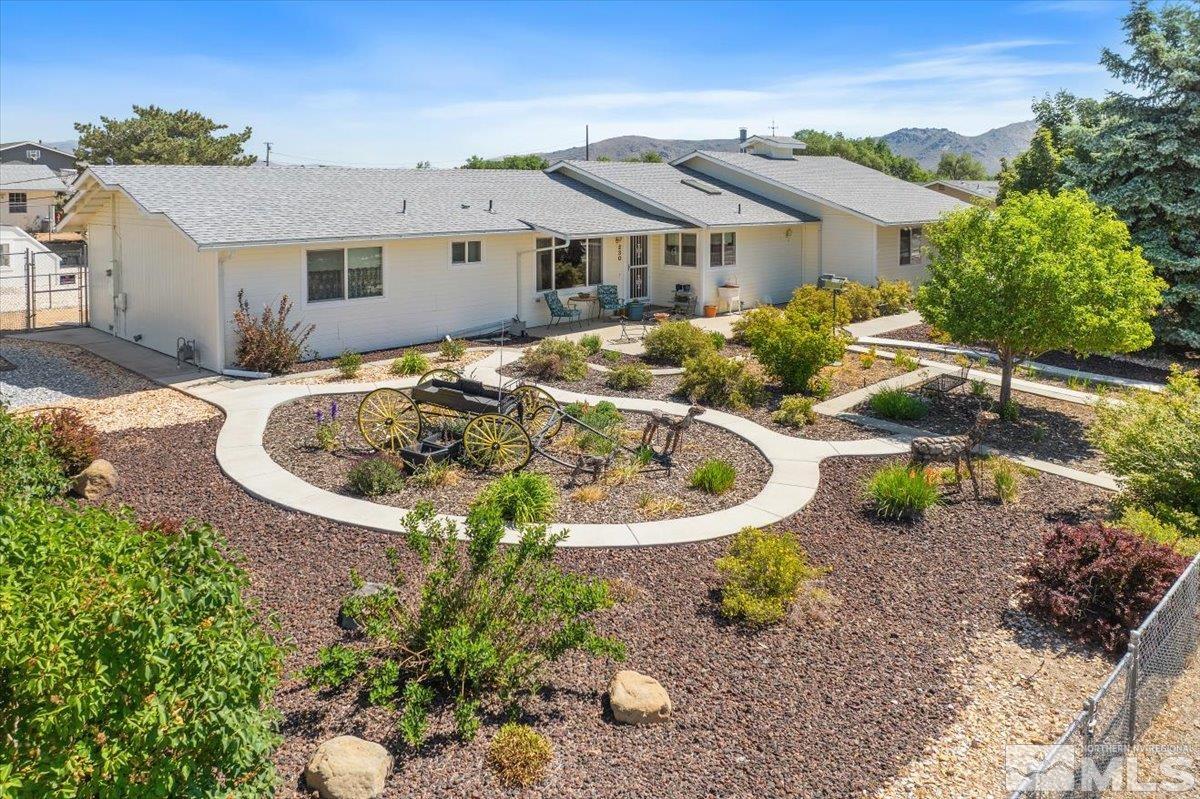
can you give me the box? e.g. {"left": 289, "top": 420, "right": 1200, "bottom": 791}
{"left": 908, "top": 410, "right": 998, "bottom": 498}
{"left": 640, "top": 405, "right": 705, "bottom": 460}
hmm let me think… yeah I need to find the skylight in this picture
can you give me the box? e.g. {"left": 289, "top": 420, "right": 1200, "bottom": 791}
{"left": 680, "top": 177, "right": 722, "bottom": 195}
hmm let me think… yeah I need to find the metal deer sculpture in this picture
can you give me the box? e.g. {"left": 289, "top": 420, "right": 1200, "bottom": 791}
{"left": 908, "top": 410, "right": 998, "bottom": 498}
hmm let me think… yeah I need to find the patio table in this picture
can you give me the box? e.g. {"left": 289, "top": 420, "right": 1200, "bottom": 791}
{"left": 567, "top": 294, "right": 600, "bottom": 320}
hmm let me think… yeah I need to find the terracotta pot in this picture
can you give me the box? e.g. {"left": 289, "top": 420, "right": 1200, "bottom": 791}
{"left": 703, "top": 304, "right": 718, "bottom": 318}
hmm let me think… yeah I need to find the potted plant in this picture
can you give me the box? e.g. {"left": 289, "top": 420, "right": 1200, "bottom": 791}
{"left": 703, "top": 303, "right": 718, "bottom": 318}
{"left": 625, "top": 300, "right": 644, "bottom": 321}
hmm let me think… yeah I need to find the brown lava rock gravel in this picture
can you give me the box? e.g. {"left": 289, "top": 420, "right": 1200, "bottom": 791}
{"left": 263, "top": 392, "right": 770, "bottom": 523}
{"left": 94, "top": 414, "right": 1113, "bottom": 799}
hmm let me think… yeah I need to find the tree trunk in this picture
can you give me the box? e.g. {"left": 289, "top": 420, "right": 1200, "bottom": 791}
{"left": 999, "top": 351, "right": 1014, "bottom": 412}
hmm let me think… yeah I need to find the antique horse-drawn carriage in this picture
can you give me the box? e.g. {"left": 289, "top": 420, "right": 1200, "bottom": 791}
{"left": 355, "top": 370, "right": 692, "bottom": 478}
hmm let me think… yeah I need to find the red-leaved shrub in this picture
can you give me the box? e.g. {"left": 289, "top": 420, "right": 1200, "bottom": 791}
{"left": 232, "top": 289, "right": 316, "bottom": 374}
{"left": 33, "top": 408, "right": 99, "bottom": 475}
{"left": 1018, "top": 522, "right": 1187, "bottom": 654}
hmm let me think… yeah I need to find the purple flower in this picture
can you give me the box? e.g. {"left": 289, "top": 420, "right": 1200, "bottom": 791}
{"left": 330, "top": 399, "right": 339, "bottom": 420}
{"left": 315, "top": 409, "right": 324, "bottom": 424}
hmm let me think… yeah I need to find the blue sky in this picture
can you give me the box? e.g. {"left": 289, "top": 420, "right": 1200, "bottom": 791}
{"left": 0, "top": 0, "right": 1130, "bottom": 166}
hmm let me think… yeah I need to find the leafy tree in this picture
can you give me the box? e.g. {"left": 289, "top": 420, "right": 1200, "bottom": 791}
{"left": 622, "top": 150, "right": 663, "bottom": 163}
{"left": 996, "top": 127, "right": 1061, "bottom": 203}
{"left": 1059, "top": 1, "right": 1200, "bottom": 349}
{"left": 793, "top": 129, "right": 932, "bottom": 182}
{"left": 463, "top": 154, "right": 549, "bottom": 170}
{"left": 74, "top": 104, "right": 255, "bottom": 165}
{"left": 934, "top": 152, "right": 989, "bottom": 181}
{"left": 415, "top": 160, "right": 432, "bottom": 169}
{"left": 917, "top": 189, "right": 1163, "bottom": 410}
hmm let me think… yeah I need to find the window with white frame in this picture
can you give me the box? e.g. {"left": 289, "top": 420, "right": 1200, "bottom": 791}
{"left": 709, "top": 232, "right": 736, "bottom": 266}
{"left": 664, "top": 232, "right": 697, "bottom": 267}
{"left": 305, "top": 246, "right": 383, "bottom": 302}
{"left": 451, "top": 240, "right": 482, "bottom": 265}
{"left": 899, "top": 226, "right": 923, "bottom": 266}
{"left": 536, "top": 237, "right": 602, "bottom": 292}
{"left": 8, "top": 192, "right": 27, "bottom": 213}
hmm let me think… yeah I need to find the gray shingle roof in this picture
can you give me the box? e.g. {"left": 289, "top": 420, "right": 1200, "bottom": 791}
{"left": 73, "top": 165, "right": 686, "bottom": 248}
{"left": 553, "top": 160, "right": 817, "bottom": 227}
{"left": 0, "top": 163, "right": 70, "bottom": 192}
{"left": 925, "top": 179, "right": 1000, "bottom": 200}
{"left": 685, "top": 151, "right": 970, "bottom": 225}
{"left": 743, "top": 135, "right": 806, "bottom": 148}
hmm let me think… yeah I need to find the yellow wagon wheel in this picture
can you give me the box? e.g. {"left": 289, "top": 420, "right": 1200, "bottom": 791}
{"left": 462, "top": 413, "right": 532, "bottom": 472}
{"left": 357, "top": 388, "right": 422, "bottom": 452}
{"left": 511, "top": 385, "right": 562, "bottom": 439}
{"left": 417, "top": 368, "right": 460, "bottom": 385}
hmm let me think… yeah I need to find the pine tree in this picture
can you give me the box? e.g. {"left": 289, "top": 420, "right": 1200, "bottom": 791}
{"left": 1063, "top": 1, "right": 1200, "bottom": 349}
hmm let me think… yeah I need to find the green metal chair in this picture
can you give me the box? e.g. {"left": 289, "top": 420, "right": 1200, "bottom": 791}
{"left": 597, "top": 284, "right": 623, "bottom": 320}
{"left": 543, "top": 290, "right": 581, "bottom": 327}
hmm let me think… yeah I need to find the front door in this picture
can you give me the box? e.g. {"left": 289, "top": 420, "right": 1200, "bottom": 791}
{"left": 627, "top": 235, "right": 649, "bottom": 300}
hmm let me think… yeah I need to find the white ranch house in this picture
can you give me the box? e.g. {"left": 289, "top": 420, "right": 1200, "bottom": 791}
{"left": 58, "top": 136, "right": 967, "bottom": 370}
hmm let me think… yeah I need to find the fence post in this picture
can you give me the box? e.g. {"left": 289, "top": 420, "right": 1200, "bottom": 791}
{"left": 1125, "top": 629, "right": 1140, "bottom": 749}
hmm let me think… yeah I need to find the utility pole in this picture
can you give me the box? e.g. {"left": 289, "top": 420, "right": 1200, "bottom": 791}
{"left": 264, "top": 142, "right": 272, "bottom": 166}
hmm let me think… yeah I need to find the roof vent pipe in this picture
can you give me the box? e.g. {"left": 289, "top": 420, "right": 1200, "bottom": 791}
{"left": 488, "top": 199, "right": 494, "bottom": 213}
{"left": 739, "top": 128, "right": 747, "bottom": 143}
{"left": 401, "top": 199, "right": 407, "bottom": 214}
{"left": 738, "top": 203, "right": 742, "bottom": 214}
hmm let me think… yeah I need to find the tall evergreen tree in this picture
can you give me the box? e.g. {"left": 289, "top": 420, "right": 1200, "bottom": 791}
{"left": 74, "top": 105, "right": 255, "bottom": 165}
{"left": 1063, "top": 1, "right": 1200, "bottom": 349}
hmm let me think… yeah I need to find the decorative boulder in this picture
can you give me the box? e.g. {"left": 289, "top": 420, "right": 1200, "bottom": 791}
{"left": 608, "top": 670, "right": 672, "bottom": 725}
{"left": 305, "top": 735, "right": 392, "bottom": 799}
{"left": 72, "top": 459, "right": 118, "bottom": 499}
{"left": 337, "top": 582, "right": 394, "bottom": 631}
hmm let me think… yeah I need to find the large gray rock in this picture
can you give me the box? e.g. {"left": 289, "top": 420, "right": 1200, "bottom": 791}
{"left": 608, "top": 670, "right": 672, "bottom": 725}
{"left": 72, "top": 459, "right": 117, "bottom": 499}
{"left": 304, "top": 735, "right": 392, "bottom": 799}
{"left": 337, "top": 582, "right": 394, "bottom": 631}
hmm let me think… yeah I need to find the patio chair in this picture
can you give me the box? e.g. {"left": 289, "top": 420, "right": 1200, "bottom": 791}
{"left": 543, "top": 290, "right": 581, "bottom": 328}
{"left": 597, "top": 284, "right": 623, "bottom": 320}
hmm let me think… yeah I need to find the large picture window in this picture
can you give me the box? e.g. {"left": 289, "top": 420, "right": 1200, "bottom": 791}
{"left": 306, "top": 246, "right": 383, "bottom": 302}
{"left": 710, "top": 232, "right": 736, "bottom": 266}
{"left": 536, "top": 237, "right": 602, "bottom": 292}
{"left": 664, "top": 232, "right": 697, "bottom": 267}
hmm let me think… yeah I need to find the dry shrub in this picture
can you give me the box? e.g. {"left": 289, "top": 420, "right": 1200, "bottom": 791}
{"left": 570, "top": 484, "right": 608, "bottom": 504}
{"left": 232, "top": 290, "right": 315, "bottom": 374}
{"left": 486, "top": 723, "right": 552, "bottom": 787}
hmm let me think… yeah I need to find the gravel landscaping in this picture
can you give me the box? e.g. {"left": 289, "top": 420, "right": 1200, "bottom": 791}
{"left": 91, "top": 417, "right": 1117, "bottom": 798}
{"left": 856, "top": 383, "right": 1104, "bottom": 471}
{"left": 263, "top": 392, "right": 771, "bottom": 523}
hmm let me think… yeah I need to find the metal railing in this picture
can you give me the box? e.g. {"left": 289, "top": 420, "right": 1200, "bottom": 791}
{"left": 1009, "top": 552, "right": 1200, "bottom": 797}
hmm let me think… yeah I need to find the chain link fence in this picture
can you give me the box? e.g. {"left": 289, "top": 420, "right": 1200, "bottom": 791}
{"left": 0, "top": 248, "right": 88, "bottom": 332}
{"left": 1009, "top": 552, "right": 1200, "bottom": 797}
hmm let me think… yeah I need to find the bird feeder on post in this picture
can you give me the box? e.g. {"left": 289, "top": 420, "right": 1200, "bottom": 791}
{"left": 818, "top": 273, "right": 848, "bottom": 330}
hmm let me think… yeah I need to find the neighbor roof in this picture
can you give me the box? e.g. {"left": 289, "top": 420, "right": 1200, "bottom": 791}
{"left": 742, "top": 135, "right": 806, "bottom": 149}
{"left": 549, "top": 160, "right": 817, "bottom": 227}
{"left": 0, "top": 163, "right": 70, "bottom": 192}
{"left": 676, "top": 150, "right": 969, "bottom": 225}
{"left": 0, "top": 140, "right": 76, "bottom": 159}
{"left": 60, "top": 165, "right": 687, "bottom": 249}
{"left": 924, "top": 179, "right": 1000, "bottom": 200}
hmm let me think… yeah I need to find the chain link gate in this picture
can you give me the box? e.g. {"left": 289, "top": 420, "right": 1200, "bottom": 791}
{"left": 0, "top": 247, "right": 88, "bottom": 332}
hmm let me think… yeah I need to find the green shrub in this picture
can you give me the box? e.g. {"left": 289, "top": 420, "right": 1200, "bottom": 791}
{"left": 473, "top": 471, "right": 558, "bottom": 523}
{"left": 1, "top": 499, "right": 284, "bottom": 796}
{"left": 875, "top": 279, "right": 914, "bottom": 315}
{"left": 970, "top": 378, "right": 990, "bottom": 398}
{"left": 715, "top": 527, "right": 829, "bottom": 625}
{"left": 487, "top": 723, "right": 553, "bottom": 787}
{"left": 440, "top": 337, "right": 468, "bottom": 360}
{"left": 806, "top": 373, "right": 833, "bottom": 399}
{"left": 304, "top": 503, "right": 623, "bottom": 745}
{"left": 1115, "top": 506, "right": 1200, "bottom": 558}
{"left": 841, "top": 281, "right": 880, "bottom": 322}
{"left": 868, "top": 388, "right": 928, "bottom": 421}
{"left": 348, "top": 457, "right": 405, "bottom": 496}
{"left": 678, "top": 350, "right": 765, "bottom": 409}
{"left": 988, "top": 456, "right": 1022, "bottom": 504}
{"left": 689, "top": 459, "right": 737, "bottom": 495}
{"left": 564, "top": 401, "right": 624, "bottom": 456}
{"left": 779, "top": 285, "right": 852, "bottom": 327}
{"left": 336, "top": 350, "right": 364, "bottom": 379}
{"left": 601, "top": 349, "right": 621, "bottom": 364}
{"left": 391, "top": 349, "right": 430, "bottom": 376}
{"left": 893, "top": 350, "right": 920, "bottom": 372}
{"left": 867, "top": 465, "right": 941, "bottom": 520}
{"left": 0, "top": 406, "right": 66, "bottom": 499}
{"left": 734, "top": 305, "right": 847, "bottom": 393}
{"left": 772, "top": 395, "right": 817, "bottom": 428}
{"left": 707, "top": 330, "right": 727, "bottom": 350}
{"left": 32, "top": 407, "right": 99, "bottom": 475}
{"left": 605, "top": 362, "right": 653, "bottom": 391}
{"left": 231, "top": 289, "right": 315, "bottom": 374}
{"left": 1089, "top": 368, "right": 1200, "bottom": 520}
{"left": 644, "top": 320, "right": 716, "bottom": 365}
{"left": 858, "top": 346, "right": 877, "bottom": 369}
{"left": 522, "top": 338, "right": 587, "bottom": 381}
{"left": 579, "top": 333, "right": 602, "bottom": 355}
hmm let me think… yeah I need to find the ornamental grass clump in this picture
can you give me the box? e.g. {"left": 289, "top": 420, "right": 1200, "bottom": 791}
{"left": 1018, "top": 522, "right": 1187, "bottom": 654}
{"left": 304, "top": 503, "right": 625, "bottom": 745}
{"left": 644, "top": 320, "right": 717, "bottom": 365}
{"left": 866, "top": 465, "right": 941, "bottom": 520}
{"left": 868, "top": 388, "right": 928, "bottom": 421}
{"left": 564, "top": 400, "right": 624, "bottom": 456}
{"left": 605, "top": 362, "right": 653, "bottom": 391}
{"left": 715, "top": 527, "right": 829, "bottom": 625}
{"left": 391, "top": 349, "right": 430, "bottom": 376}
{"left": 689, "top": 459, "right": 737, "bottom": 495}
{"left": 473, "top": 471, "right": 557, "bottom": 524}
{"left": 232, "top": 289, "right": 315, "bottom": 374}
{"left": 487, "top": 723, "right": 553, "bottom": 787}
{"left": 678, "top": 350, "right": 765, "bottom": 409}
{"left": 522, "top": 338, "right": 587, "bottom": 381}
{"left": 1, "top": 500, "right": 285, "bottom": 796}
{"left": 347, "top": 456, "right": 405, "bottom": 496}
{"left": 32, "top": 407, "right": 99, "bottom": 475}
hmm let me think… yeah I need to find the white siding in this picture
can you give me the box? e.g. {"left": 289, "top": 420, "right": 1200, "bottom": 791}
{"left": 700, "top": 226, "right": 804, "bottom": 308}
{"left": 876, "top": 225, "right": 929, "bottom": 285}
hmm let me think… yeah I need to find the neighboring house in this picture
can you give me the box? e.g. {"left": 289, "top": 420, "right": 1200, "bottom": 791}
{"left": 924, "top": 179, "right": 999, "bottom": 206}
{"left": 58, "top": 138, "right": 966, "bottom": 369}
{"left": 0, "top": 164, "right": 70, "bottom": 231}
{"left": 0, "top": 140, "right": 78, "bottom": 174}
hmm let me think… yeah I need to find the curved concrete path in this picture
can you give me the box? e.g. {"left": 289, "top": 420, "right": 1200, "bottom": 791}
{"left": 190, "top": 348, "right": 909, "bottom": 547}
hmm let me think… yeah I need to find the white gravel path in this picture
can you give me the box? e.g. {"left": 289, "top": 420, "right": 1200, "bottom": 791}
{"left": 0, "top": 337, "right": 101, "bottom": 408}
